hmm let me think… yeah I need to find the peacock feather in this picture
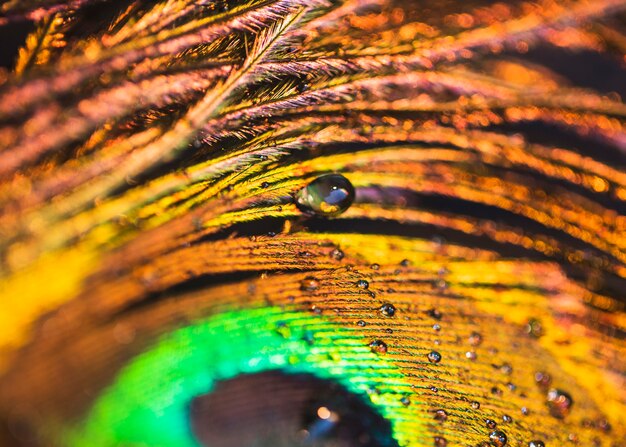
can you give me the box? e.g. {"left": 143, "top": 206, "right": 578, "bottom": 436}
{"left": 0, "top": 0, "right": 624, "bottom": 446}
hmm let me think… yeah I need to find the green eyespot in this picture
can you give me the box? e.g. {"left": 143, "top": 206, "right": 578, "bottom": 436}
{"left": 65, "top": 307, "right": 418, "bottom": 447}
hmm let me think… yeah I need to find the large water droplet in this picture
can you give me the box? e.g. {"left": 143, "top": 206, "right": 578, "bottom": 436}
{"left": 546, "top": 388, "right": 573, "bottom": 419}
{"left": 489, "top": 430, "right": 508, "bottom": 447}
{"left": 296, "top": 173, "right": 355, "bottom": 217}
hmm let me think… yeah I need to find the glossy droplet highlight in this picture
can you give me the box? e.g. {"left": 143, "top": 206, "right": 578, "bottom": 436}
{"left": 296, "top": 173, "right": 355, "bottom": 217}
{"left": 434, "top": 409, "right": 448, "bottom": 422}
{"left": 330, "top": 248, "right": 345, "bottom": 260}
{"left": 356, "top": 279, "right": 369, "bottom": 289}
{"left": 427, "top": 350, "right": 442, "bottom": 363}
{"left": 380, "top": 303, "right": 396, "bottom": 317}
{"left": 526, "top": 318, "right": 544, "bottom": 338}
{"left": 528, "top": 441, "right": 545, "bottom": 447}
{"left": 489, "top": 430, "right": 508, "bottom": 447}
{"left": 546, "top": 388, "right": 573, "bottom": 419}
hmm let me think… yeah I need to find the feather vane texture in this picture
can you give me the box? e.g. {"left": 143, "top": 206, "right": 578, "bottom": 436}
{"left": 0, "top": 0, "right": 625, "bottom": 446}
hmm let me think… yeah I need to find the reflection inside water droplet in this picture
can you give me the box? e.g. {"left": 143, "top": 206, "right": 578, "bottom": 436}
{"left": 488, "top": 430, "right": 508, "bottom": 447}
{"left": 546, "top": 388, "right": 573, "bottom": 419}
{"left": 296, "top": 174, "right": 355, "bottom": 217}
{"left": 427, "top": 351, "right": 442, "bottom": 363}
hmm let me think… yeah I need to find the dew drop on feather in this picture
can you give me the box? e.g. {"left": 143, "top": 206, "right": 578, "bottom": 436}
{"left": 369, "top": 340, "right": 388, "bottom": 354}
{"left": 356, "top": 279, "right": 369, "bottom": 289}
{"left": 300, "top": 277, "right": 319, "bottom": 292}
{"left": 296, "top": 174, "right": 355, "bottom": 217}
{"left": 489, "top": 430, "right": 508, "bottom": 447}
{"left": 434, "top": 409, "right": 448, "bottom": 422}
{"left": 427, "top": 351, "right": 442, "bottom": 363}
{"left": 546, "top": 388, "right": 573, "bottom": 419}
{"left": 380, "top": 303, "right": 396, "bottom": 317}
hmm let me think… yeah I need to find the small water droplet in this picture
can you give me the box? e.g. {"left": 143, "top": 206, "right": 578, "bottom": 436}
{"left": 465, "top": 351, "right": 477, "bottom": 361}
{"left": 434, "top": 409, "right": 448, "bottom": 422}
{"left": 534, "top": 371, "right": 552, "bottom": 390}
{"left": 296, "top": 173, "right": 355, "bottom": 217}
{"left": 471, "top": 401, "right": 481, "bottom": 410}
{"left": 356, "top": 279, "right": 369, "bottom": 289}
{"left": 300, "top": 277, "right": 319, "bottom": 292}
{"left": 596, "top": 418, "right": 611, "bottom": 433}
{"left": 400, "top": 259, "right": 410, "bottom": 267}
{"left": 486, "top": 419, "right": 497, "bottom": 429}
{"left": 330, "top": 248, "right": 345, "bottom": 260}
{"left": 260, "top": 181, "right": 270, "bottom": 188}
{"left": 400, "top": 396, "right": 411, "bottom": 406}
{"left": 469, "top": 331, "right": 483, "bottom": 346}
{"left": 500, "top": 363, "right": 513, "bottom": 375}
{"left": 430, "top": 386, "right": 439, "bottom": 393}
{"left": 427, "top": 308, "right": 442, "bottom": 320}
{"left": 371, "top": 263, "right": 380, "bottom": 270}
{"left": 489, "top": 430, "right": 508, "bottom": 447}
{"left": 528, "top": 441, "right": 545, "bottom": 447}
{"left": 356, "top": 320, "right": 366, "bottom": 327}
{"left": 521, "top": 406, "right": 529, "bottom": 416}
{"left": 433, "top": 323, "right": 441, "bottom": 332}
{"left": 427, "top": 350, "right": 442, "bottom": 363}
{"left": 434, "top": 279, "right": 448, "bottom": 291}
{"left": 502, "top": 414, "right": 512, "bottom": 423}
{"left": 369, "top": 339, "right": 388, "bottom": 354}
{"left": 434, "top": 436, "right": 447, "bottom": 447}
{"left": 546, "top": 388, "right": 573, "bottom": 419}
{"left": 380, "top": 303, "right": 396, "bottom": 317}
{"left": 526, "top": 318, "right": 544, "bottom": 338}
